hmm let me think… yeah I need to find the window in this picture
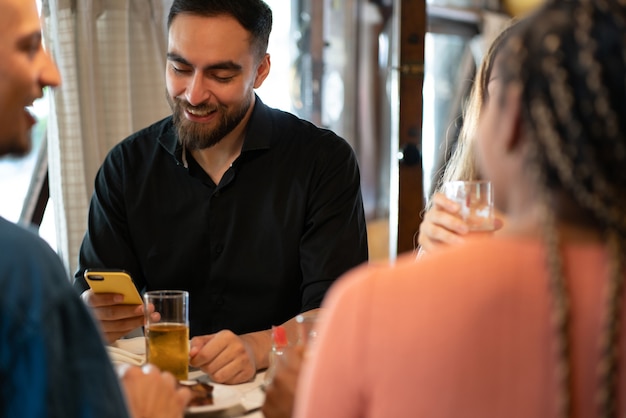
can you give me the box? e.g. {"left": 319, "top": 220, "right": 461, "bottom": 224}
{"left": 422, "top": 5, "right": 481, "bottom": 198}
{"left": 256, "top": 0, "right": 294, "bottom": 112}
{"left": 0, "top": 90, "right": 56, "bottom": 249}
{"left": 0, "top": 99, "right": 46, "bottom": 223}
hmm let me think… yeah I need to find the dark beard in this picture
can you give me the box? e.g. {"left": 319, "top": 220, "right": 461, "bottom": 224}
{"left": 166, "top": 93, "right": 251, "bottom": 150}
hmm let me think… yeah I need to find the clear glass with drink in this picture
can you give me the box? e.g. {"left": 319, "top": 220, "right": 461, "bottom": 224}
{"left": 296, "top": 310, "right": 320, "bottom": 348}
{"left": 144, "top": 290, "right": 189, "bottom": 380}
{"left": 443, "top": 180, "right": 495, "bottom": 232}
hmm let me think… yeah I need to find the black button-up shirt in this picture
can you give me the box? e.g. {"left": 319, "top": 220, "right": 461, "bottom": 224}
{"left": 74, "top": 97, "right": 369, "bottom": 336}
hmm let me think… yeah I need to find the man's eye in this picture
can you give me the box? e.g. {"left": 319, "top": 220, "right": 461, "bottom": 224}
{"left": 213, "top": 75, "right": 235, "bottom": 83}
{"left": 20, "top": 38, "right": 41, "bottom": 59}
{"left": 29, "top": 42, "right": 40, "bottom": 57}
{"left": 171, "top": 65, "right": 191, "bottom": 74}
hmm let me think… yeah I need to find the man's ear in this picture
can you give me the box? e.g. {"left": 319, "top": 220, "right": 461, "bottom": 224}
{"left": 502, "top": 84, "right": 524, "bottom": 153}
{"left": 253, "top": 53, "right": 271, "bottom": 89}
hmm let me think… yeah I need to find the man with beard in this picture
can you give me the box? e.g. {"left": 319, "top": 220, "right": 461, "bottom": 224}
{"left": 74, "top": 0, "right": 368, "bottom": 385}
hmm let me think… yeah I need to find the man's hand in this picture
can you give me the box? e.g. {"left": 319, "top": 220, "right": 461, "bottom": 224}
{"left": 118, "top": 364, "right": 191, "bottom": 418}
{"left": 189, "top": 330, "right": 266, "bottom": 384}
{"left": 188, "top": 312, "right": 315, "bottom": 385}
{"left": 81, "top": 289, "right": 157, "bottom": 344}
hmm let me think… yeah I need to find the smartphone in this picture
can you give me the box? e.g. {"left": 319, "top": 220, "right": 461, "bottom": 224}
{"left": 84, "top": 269, "right": 143, "bottom": 305}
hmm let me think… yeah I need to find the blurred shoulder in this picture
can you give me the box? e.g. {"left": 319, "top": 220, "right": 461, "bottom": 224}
{"left": 0, "top": 217, "right": 70, "bottom": 293}
{"left": 325, "top": 237, "right": 544, "bottom": 303}
{"left": 0, "top": 218, "right": 60, "bottom": 265}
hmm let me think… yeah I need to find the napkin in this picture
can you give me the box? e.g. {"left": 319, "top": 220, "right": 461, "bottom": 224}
{"left": 107, "top": 336, "right": 146, "bottom": 366}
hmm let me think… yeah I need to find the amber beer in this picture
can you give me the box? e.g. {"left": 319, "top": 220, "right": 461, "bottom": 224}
{"left": 146, "top": 322, "right": 189, "bottom": 380}
{"left": 144, "top": 290, "right": 189, "bottom": 381}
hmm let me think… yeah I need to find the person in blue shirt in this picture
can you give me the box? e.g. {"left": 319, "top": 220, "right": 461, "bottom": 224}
{"left": 0, "top": 0, "right": 190, "bottom": 416}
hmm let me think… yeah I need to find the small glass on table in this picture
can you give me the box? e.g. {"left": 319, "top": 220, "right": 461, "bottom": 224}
{"left": 296, "top": 310, "right": 321, "bottom": 348}
{"left": 144, "top": 290, "right": 189, "bottom": 380}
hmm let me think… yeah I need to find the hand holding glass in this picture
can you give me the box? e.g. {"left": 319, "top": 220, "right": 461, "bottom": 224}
{"left": 443, "top": 181, "right": 495, "bottom": 232}
{"left": 144, "top": 290, "right": 189, "bottom": 380}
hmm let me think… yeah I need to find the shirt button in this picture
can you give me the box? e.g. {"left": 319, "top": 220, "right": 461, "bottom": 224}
{"left": 214, "top": 191, "right": 221, "bottom": 197}
{"left": 215, "top": 244, "right": 224, "bottom": 254}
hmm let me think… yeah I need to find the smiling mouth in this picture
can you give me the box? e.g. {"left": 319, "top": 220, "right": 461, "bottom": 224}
{"left": 186, "top": 107, "right": 217, "bottom": 117}
{"left": 24, "top": 106, "right": 37, "bottom": 125}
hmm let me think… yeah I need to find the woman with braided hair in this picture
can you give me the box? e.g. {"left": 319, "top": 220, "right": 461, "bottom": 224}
{"left": 293, "top": 1, "right": 626, "bottom": 417}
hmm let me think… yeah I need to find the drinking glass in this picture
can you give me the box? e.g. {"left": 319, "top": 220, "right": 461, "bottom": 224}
{"left": 443, "top": 180, "right": 495, "bottom": 232}
{"left": 144, "top": 290, "right": 189, "bottom": 380}
{"left": 296, "top": 310, "right": 320, "bottom": 348}
{"left": 264, "top": 325, "right": 289, "bottom": 387}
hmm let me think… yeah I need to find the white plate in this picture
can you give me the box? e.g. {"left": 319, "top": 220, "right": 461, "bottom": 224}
{"left": 185, "top": 384, "right": 241, "bottom": 414}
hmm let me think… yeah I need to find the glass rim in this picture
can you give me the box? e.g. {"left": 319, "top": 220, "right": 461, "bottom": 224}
{"left": 296, "top": 311, "right": 319, "bottom": 323}
{"left": 143, "top": 290, "right": 189, "bottom": 298}
{"left": 443, "top": 180, "right": 491, "bottom": 186}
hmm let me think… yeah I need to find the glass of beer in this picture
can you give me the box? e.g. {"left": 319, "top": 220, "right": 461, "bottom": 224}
{"left": 144, "top": 290, "right": 189, "bottom": 380}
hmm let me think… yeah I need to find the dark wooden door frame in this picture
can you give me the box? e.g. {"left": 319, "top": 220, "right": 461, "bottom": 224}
{"left": 396, "top": 0, "right": 425, "bottom": 255}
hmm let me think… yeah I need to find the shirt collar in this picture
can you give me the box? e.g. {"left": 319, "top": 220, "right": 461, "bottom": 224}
{"left": 241, "top": 95, "right": 272, "bottom": 153}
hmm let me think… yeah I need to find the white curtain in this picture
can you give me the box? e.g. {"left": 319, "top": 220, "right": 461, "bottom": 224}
{"left": 43, "top": 0, "right": 173, "bottom": 274}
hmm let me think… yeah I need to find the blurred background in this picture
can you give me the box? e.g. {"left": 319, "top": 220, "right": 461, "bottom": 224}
{"left": 0, "top": 0, "right": 543, "bottom": 271}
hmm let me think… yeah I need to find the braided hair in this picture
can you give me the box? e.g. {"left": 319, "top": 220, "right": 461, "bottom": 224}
{"left": 495, "top": 1, "right": 626, "bottom": 416}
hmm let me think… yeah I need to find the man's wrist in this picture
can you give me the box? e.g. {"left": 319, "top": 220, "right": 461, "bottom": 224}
{"left": 241, "top": 330, "right": 272, "bottom": 370}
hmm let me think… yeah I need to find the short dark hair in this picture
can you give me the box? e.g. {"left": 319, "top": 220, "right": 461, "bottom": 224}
{"left": 167, "top": 0, "right": 272, "bottom": 60}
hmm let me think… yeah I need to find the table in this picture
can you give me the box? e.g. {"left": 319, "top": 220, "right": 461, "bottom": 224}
{"left": 109, "top": 337, "right": 266, "bottom": 418}
{"left": 186, "top": 370, "right": 266, "bottom": 418}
